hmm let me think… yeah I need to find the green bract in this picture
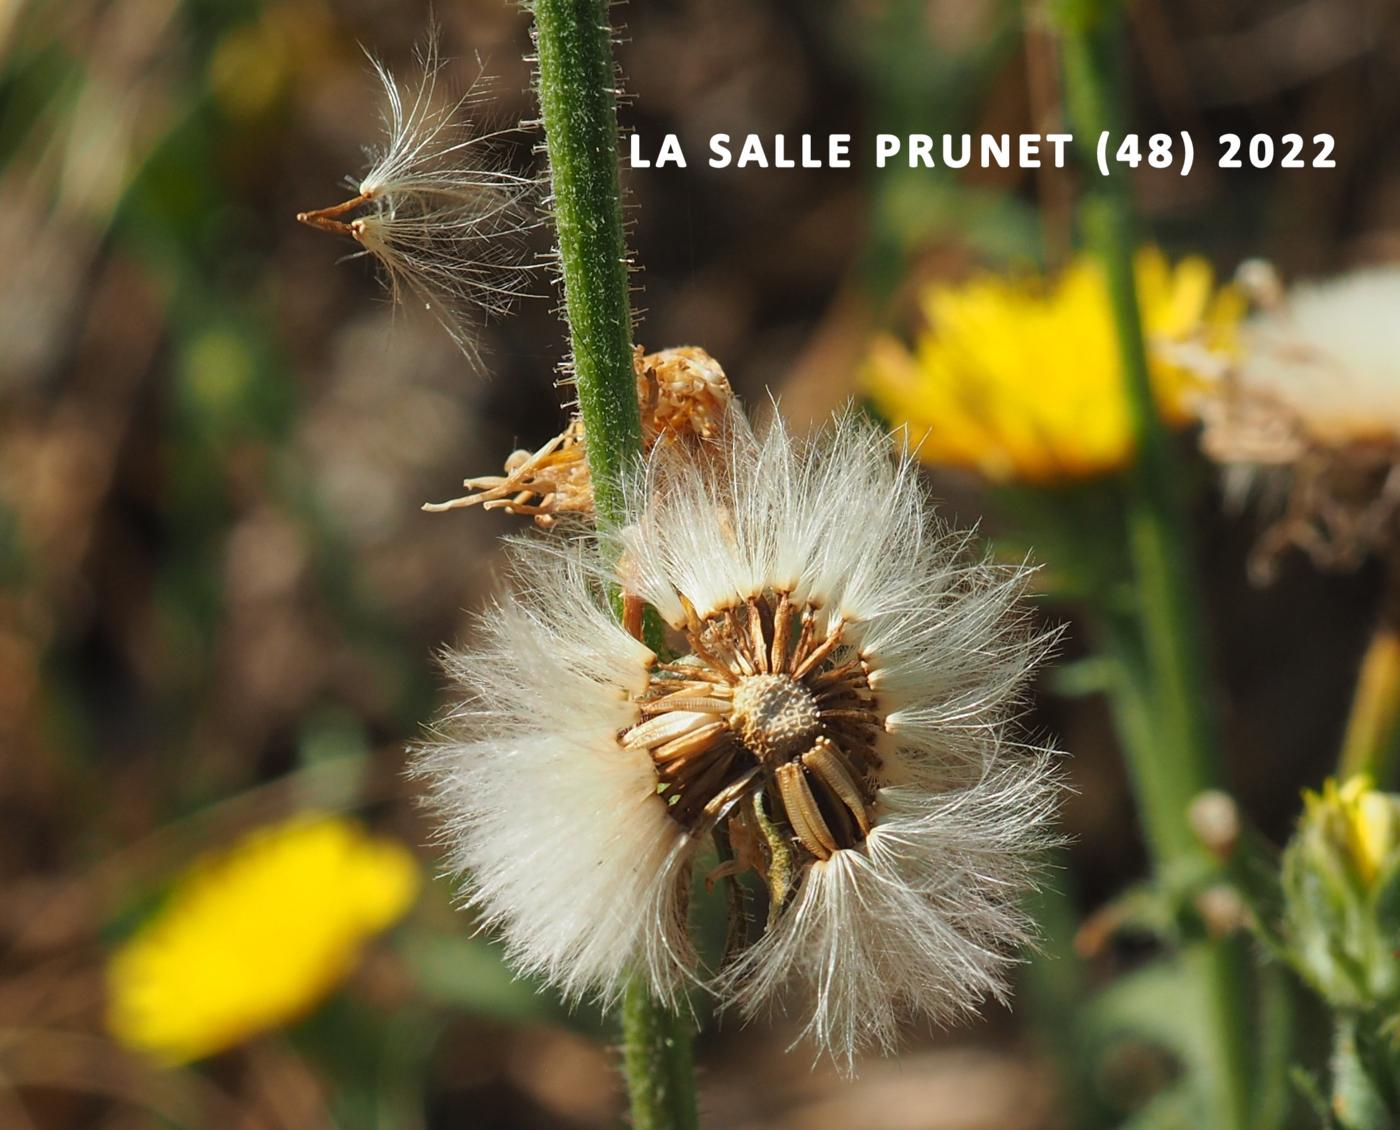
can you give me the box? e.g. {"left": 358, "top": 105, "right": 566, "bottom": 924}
{"left": 1282, "top": 778, "right": 1400, "bottom": 1011}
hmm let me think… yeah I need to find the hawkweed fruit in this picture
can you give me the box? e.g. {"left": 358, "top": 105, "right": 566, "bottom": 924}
{"left": 416, "top": 406, "right": 1060, "bottom": 1066}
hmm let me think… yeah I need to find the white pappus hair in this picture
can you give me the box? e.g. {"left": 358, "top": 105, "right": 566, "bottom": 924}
{"left": 297, "top": 28, "right": 537, "bottom": 364}
{"left": 416, "top": 405, "right": 1062, "bottom": 1068}
{"left": 415, "top": 539, "right": 697, "bottom": 1006}
{"left": 1191, "top": 265, "right": 1400, "bottom": 575}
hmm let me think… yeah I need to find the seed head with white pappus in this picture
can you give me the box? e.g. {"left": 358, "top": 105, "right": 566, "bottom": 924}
{"left": 297, "top": 30, "right": 534, "bottom": 363}
{"left": 1192, "top": 264, "right": 1400, "bottom": 576}
{"left": 416, "top": 409, "right": 1060, "bottom": 1067}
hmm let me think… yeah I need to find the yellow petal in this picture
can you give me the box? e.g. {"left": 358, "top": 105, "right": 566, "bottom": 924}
{"left": 863, "top": 247, "right": 1241, "bottom": 485}
{"left": 106, "top": 814, "right": 421, "bottom": 1065}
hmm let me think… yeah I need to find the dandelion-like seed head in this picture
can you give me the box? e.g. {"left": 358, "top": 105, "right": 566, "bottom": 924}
{"left": 417, "top": 402, "right": 1061, "bottom": 1067}
{"left": 297, "top": 28, "right": 535, "bottom": 363}
{"left": 1191, "top": 264, "right": 1400, "bottom": 576}
{"left": 622, "top": 591, "right": 880, "bottom": 859}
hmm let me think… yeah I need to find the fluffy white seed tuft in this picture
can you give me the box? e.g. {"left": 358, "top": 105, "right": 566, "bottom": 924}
{"left": 414, "top": 544, "right": 696, "bottom": 1006}
{"left": 298, "top": 29, "right": 537, "bottom": 364}
{"left": 418, "top": 405, "right": 1061, "bottom": 1065}
{"left": 1229, "top": 266, "right": 1400, "bottom": 445}
{"left": 716, "top": 769, "right": 1059, "bottom": 1070}
{"left": 1191, "top": 265, "right": 1400, "bottom": 575}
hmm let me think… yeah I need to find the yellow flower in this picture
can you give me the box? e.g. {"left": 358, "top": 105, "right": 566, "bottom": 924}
{"left": 863, "top": 248, "right": 1243, "bottom": 484}
{"left": 107, "top": 814, "right": 420, "bottom": 1065}
{"left": 1302, "top": 776, "right": 1400, "bottom": 888}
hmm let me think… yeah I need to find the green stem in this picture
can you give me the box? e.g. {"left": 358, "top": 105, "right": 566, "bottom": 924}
{"left": 1059, "top": 26, "right": 1216, "bottom": 856}
{"left": 621, "top": 980, "right": 700, "bottom": 1130}
{"left": 1055, "top": 6, "right": 1252, "bottom": 1127}
{"left": 531, "top": 4, "right": 697, "bottom": 1127}
{"left": 1098, "top": 604, "right": 1195, "bottom": 869}
{"left": 533, "top": 0, "right": 641, "bottom": 529}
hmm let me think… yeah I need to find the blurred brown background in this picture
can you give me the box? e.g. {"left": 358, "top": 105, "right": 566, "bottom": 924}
{"left": 2, "top": 0, "right": 1398, "bottom": 1126}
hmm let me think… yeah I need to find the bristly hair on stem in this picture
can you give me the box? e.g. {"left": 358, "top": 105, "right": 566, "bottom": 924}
{"left": 297, "top": 26, "right": 540, "bottom": 367}
{"left": 509, "top": 3, "right": 690, "bottom": 1125}
{"left": 528, "top": 0, "right": 639, "bottom": 529}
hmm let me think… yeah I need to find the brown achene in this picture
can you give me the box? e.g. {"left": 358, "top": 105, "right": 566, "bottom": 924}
{"left": 620, "top": 590, "right": 883, "bottom": 862}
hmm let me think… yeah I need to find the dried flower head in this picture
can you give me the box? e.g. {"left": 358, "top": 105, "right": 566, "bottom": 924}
{"left": 636, "top": 345, "right": 733, "bottom": 444}
{"left": 297, "top": 29, "right": 534, "bottom": 362}
{"left": 1191, "top": 264, "right": 1400, "bottom": 578}
{"left": 424, "top": 345, "right": 734, "bottom": 525}
{"left": 416, "top": 408, "right": 1059, "bottom": 1066}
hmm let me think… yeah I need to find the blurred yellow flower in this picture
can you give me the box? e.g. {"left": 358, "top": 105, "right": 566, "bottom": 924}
{"left": 1303, "top": 776, "right": 1400, "bottom": 888}
{"left": 107, "top": 814, "right": 420, "bottom": 1065}
{"left": 863, "top": 248, "right": 1243, "bottom": 484}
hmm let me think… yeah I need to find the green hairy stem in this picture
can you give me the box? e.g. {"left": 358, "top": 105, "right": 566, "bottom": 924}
{"left": 619, "top": 981, "right": 701, "bottom": 1130}
{"left": 532, "top": 0, "right": 641, "bottom": 529}
{"left": 531, "top": 2, "right": 698, "bottom": 1127}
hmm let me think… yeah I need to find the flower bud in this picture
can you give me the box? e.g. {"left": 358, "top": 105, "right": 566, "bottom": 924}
{"left": 1281, "top": 776, "right": 1400, "bottom": 1010}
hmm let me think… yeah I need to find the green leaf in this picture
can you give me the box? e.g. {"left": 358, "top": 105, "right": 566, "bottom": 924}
{"left": 1082, "top": 957, "right": 1205, "bottom": 1067}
